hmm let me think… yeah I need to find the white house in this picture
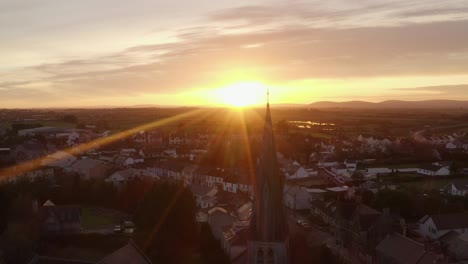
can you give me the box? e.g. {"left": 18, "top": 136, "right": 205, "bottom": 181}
{"left": 284, "top": 185, "right": 310, "bottom": 210}
{"left": 446, "top": 142, "right": 459, "bottom": 150}
{"left": 331, "top": 164, "right": 348, "bottom": 175}
{"left": 418, "top": 213, "right": 468, "bottom": 239}
{"left": 441, "top": 180, "right": 468, "bottom": 196}
{"left": 168, "top": 134, "right": 185, "bottom": 145}
{"left": 344, "top": 160, "right": 357, "bottom": 172}
{"left": 105, "top": 168, "right": 153, "bottom": 187}
{"left": 223, "top": 181, "right": 239, "bottom": 193}
{"left": 190, "top": 184, "right": 218, "bottom": 209}
{"left": 417, "top": 164, "right": 450, "bottom": 176}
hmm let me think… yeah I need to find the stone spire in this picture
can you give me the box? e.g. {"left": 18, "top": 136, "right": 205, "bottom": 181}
{"left": 250, "top": 91, "right": 288, "bottom": 242}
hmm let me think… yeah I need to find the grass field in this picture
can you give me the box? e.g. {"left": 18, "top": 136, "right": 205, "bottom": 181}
{"left": 81, "top": 207, "right": 124, "bottom": 229}
{"left": 40, "top": 120, "right": 77, "bottom": 128}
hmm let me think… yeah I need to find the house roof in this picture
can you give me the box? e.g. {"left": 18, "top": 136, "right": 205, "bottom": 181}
{"left": 190, "top": 184, "right": 213, "bottom": 196}
{"left": 98, "top": 241, "right": 151, "bottom": 264}
{"left": 448, "top": 179, "right": 468, "bottom": 191}
{"left": 376, "top": 233, "right": 435, "bottom": 264}
{"left": 28, "top": 255, "right": 95, "bottom": 264}
{"left": 419, "top": 164, "right": 444, "bottom": 172}
{"left": 429, "top": 213, "right": 468, "bottom": 230}
{"left": 71, "top": 158, "right": 108, "bottom": 171}
{"left": 439, "top": 230, "right": 460, "bottom": 245}
{"left": 43, "top": 200, "right": 55, "bottom": 206}
{"left": 38, "top": 205, "right": 81, "bottom": 223}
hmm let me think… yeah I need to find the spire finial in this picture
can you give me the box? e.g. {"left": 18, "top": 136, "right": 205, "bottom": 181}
{"left": 267, "top": 88, "right": 270, "bottom": 106}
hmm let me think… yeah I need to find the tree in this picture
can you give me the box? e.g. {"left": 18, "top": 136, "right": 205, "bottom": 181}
{"left": 133, "top": 181, "right": 198, "bottom": 263}
{"left": 200, "top": 223, "right": 231, "bottom": 264}
{"left": 63, "top": 114, "right": 78, "bottom": 124}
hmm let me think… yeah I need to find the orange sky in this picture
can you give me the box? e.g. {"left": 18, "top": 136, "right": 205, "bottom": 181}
{"left": 1, "top": 0, "right": 468, "bottom": 108}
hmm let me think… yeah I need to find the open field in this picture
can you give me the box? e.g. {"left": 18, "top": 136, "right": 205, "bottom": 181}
{"left": 2, "top": 107, "right": 468, "bottom": 140}
{"left": 81, "top": 207, "right": 127, "bottom": 230}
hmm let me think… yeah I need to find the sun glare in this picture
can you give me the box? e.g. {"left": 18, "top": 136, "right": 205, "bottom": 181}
{"left": 217, "top": 82, "right": 266, "bottom": 108}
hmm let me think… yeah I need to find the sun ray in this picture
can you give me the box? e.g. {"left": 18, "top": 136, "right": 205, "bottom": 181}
{"left": 0, "top": 108, "right": 206, "bottom": 180}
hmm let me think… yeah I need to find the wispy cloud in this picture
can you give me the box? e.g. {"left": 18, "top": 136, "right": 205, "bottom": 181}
{"left": 2, "top": 0, "right": 468, "bottom": 106}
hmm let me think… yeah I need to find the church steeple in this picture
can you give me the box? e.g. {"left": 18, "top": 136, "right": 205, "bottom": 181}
{"left": 248, "top": 91, "right": 289, "bottom": 264}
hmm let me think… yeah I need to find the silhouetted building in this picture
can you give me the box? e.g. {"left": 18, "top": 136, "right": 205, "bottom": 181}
{"left": 247, "top": 99, "right": 289, "bottom": 263}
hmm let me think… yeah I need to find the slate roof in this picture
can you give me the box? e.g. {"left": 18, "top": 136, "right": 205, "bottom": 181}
{"left": 376, "top": 233, "right": 437, "bottom": 264}
{"left": 419, "top": 164, "right": 444, "bottom": 172}
{"left": 28, "top": 256, "right": 95, "bottom": 264}
{"left": 98, "top": 241, "right": 151, "bottom": 264}
{"left": 429, "top": 213, "right": 468, "bottom": 230}
{"left": 190, "top": 184, "right": 213, "bottom": 196}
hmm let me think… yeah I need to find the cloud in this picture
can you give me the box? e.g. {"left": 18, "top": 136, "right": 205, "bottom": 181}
{"left": 394, "top": 84, "right": 468, "bottom": 97}
{"left": 3, "top": 1, "right": 468, "bottom": 106}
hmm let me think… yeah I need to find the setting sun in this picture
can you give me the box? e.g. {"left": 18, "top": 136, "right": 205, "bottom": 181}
{"left": 216, "top": 82, "right": 267, "bottom": 108}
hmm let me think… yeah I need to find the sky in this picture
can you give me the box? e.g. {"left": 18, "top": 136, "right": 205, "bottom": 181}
{"left": 1, "top": 0, "right": 468, "bottom": 108}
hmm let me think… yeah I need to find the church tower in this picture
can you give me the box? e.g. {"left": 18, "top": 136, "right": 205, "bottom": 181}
{"left": 247, "top": 93, "right": 289, "bottom": 264}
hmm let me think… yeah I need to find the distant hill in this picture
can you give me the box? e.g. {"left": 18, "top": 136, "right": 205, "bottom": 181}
{"left": 309, "top": 100, "right": 468, "bottom": 109}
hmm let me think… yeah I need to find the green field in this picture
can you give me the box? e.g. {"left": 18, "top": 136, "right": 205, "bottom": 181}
{"left": 81, "top": 207, "right": 124, "bottom": 229}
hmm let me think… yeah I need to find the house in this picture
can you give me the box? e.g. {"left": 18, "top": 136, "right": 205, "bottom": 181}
{"left": 446, "top": 142, "right": 459, "bottom": 150}
{"left": 443, "top": 232, "right": 468, "bottom": 262}
{"left": 417, "top": 164, "right": 450, "bottom": 176}
{"left": 161, "top": 161, "right": 186, "bottom": 181}
{"left": 441, "top": 180, "right": 468, "bottom": 196}
{"left": 221, "top": 226, "right": 249, "bottom": 264}
{"left": 310, "top": 199, "right": 336, "bottom": 227}
{"left": 29, "top": 240, "right": 151, "bottom": 264}
{"left": 68, "top": 158, "right": 113, "bottom": 179}
{"left": 37, "top": 200, "right": 81, "bottom": 235}
{"left": 237, "top": 201, "right": 252, "bottom": 221}
{"left": 335, "top": 202, "right": 396, "bottom": 262}
{"left": 105, "top": 168, "right": 154, "bottom": 187}
{"left": 331, "top": 164, "right": 348, "bottom": 175}
{"left": 208, "top": 207, "right": 237, "bottom": 240}
{"left": 182, "top": 165, "right": 197, "bottom": 186}
{"left": 41, "top": 151, "right": 77, "bottom": 168}
{"left": 2, "top": 167, "right": 55, "bottom": 183}
{"left": 284, "top": 186, "right": 310, "bottom": 210}
{"left": 12, "top": 142, "right": 48, "bottom": 162}
{"left": 132, "top": 130, "right": 163, "bottom": 145}
{"left": 168, "top": 134, "right": 185, "bottom": 145}
{"left": 116, "top": 149, "right": 144, "bottom": 167}
{"left": 376, "top": 233, "right": 440, "bottom": 264}
{"left": 280, "top": 160, "right": 309, "bottom": 179}
{"left": 98, "top": 240, "right": 152, "bottom": 264}
{"left": 418, "top": 213, "right": 468, "bottom": 239}
{"left": 223, "top": 181, "right": 239, "bottom": 193}
{"left": 190, "top": 184, "right": 218, "bottom": 209}
{"left": 344, "top": 160, "right": 358, "bottom": 172}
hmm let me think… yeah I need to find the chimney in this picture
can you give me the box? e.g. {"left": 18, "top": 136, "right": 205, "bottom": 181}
{"left": 32, "top": 199, "right": 38, "bottom": 214}
{"left": 383, "top": 208, "right": 390, "bottom": 216}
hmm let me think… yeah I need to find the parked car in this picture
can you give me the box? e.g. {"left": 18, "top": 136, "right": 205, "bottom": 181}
{"left": 114, "top": 225, "right": 122, "bottom": 233}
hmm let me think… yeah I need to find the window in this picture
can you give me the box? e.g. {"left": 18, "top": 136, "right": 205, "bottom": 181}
{"left": 266, "top": 248, "right": 275, "bottom": 264}
{"left": 256, "top": 248, "right": 264, "bottom": 264}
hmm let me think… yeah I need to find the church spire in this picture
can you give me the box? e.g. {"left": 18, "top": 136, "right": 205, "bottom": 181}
{"left": 247, "top": 90, "right": 289, "bottom": 263}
